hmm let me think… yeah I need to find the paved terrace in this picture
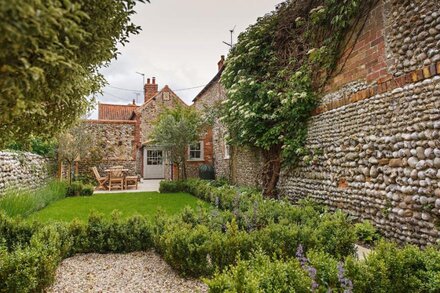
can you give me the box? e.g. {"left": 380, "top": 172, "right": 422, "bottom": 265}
{"left": 94, "top": 179, "right": 161, "bottom": 194}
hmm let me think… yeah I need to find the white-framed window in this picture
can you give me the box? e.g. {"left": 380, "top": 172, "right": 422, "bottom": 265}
{"left": 188, "top": 141, "right": 204, "bottom": 161}
{"left": 224, "top": 143, "right": 231, "bottom": 159}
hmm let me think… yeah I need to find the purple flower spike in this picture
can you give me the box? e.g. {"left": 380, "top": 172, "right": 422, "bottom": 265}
{"left": 337, "top": 262, "right": 353, "bottom": 293}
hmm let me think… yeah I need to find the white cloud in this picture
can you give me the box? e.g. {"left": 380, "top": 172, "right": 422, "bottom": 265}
{"left": 90, "top": 0, "right": 282, "bottom": 118}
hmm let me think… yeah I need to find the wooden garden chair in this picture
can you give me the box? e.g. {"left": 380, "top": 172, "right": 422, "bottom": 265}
{"left": 91, "top": 167, "right": 108, "bottom": 190}
{"left": 108, "top": 168, "right": 124, "bottom": 191}
{"left": 125, "top": 175, "right": 139, "bottom": 190}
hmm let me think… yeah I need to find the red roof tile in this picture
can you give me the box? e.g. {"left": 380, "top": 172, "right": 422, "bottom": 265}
{"left": 98, "top": 103, "right": 139, "bottom": 120}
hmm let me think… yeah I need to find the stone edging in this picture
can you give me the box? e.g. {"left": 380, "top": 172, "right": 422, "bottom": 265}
{"left": 314, "top": 61, "right": 440, "bottom": 115}
{"left": 85, "top": 120, "right": 137, "bottom": 125}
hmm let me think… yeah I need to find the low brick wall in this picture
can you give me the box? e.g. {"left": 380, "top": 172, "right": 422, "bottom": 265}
{"left": 0, "top": 151, "right": 50, "bottom": 194}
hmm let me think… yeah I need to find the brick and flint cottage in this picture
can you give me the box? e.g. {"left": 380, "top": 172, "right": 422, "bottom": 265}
{"left": 81, "top": 76, "right": 216, "bottom": 180}
{"left": 192, "top": 56, "right": 263, "bottom": 186}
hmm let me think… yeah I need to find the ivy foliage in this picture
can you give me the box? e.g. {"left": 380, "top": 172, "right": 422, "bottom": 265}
{"left": 221, "top": 0, "right": 374, "bottom": 165}
{"left": 0, "top": 0, "right": 148, "bottom": 147}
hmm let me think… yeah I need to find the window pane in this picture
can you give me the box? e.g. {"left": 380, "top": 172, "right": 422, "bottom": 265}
{"left": 190, "top": 143, "right": 201, "bottom": 151}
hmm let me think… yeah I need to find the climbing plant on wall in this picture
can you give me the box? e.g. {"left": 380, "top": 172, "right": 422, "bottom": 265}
{"left": 221, "top": 0, "right": 377, "bottom": 197}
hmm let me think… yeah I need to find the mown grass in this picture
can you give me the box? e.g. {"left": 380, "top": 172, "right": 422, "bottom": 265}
{"left": 0, "top": 180, "right": 68, "bottom": 218}
{"left": 29, "top": 192, "right": 207, "bottom": 223}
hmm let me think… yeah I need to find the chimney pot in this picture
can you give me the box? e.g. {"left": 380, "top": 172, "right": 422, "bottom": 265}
{"left": 218, "top": 55, "right": 225, "bottom": 71}
{"left": 132, "top": 99, "right": 136, "bottom": 105}
{"left": 144, "top": 77, "right": 159, "bottom": 103}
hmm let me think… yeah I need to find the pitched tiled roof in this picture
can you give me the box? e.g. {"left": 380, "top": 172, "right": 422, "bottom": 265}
{"left": 98, "top": 103, "right": 139, "bottom": 120}
{"left": 192, "top": 66, "right": 225, "bottom": 103}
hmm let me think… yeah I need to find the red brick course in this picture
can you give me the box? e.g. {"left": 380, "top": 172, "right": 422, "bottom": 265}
{"left": 86, "top": 119, "right": 136, "bottom": 125}
{"left": 314, "top": 60, "right": 440, "bottom": 115}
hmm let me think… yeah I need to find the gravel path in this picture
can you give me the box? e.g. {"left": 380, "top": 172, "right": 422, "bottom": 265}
{"left": 48, "top": 251, "right": 208, "bottom": 293}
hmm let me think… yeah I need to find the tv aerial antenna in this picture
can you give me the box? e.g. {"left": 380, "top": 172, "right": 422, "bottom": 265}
{"left": 223, "top": 25, "right": 236, "bottom": 48}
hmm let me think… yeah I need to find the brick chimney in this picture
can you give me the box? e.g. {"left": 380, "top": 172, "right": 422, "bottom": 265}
{"left": 144, "top": 77, "right": 158, "bottom": 103}
{"left": 218, "top": 55, "right": 225, "bottom": 71}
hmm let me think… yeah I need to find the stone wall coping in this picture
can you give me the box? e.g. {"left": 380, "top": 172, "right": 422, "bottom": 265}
{"left": 314, "top": 61, "right": 440, "bottom": 116}
{"left": 85, "top": 119, "right": 136, "bottom": 125}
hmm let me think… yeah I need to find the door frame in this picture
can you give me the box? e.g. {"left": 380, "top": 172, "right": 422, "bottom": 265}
{"left": 143, "top": 147, "right": 165, "bottom": 179}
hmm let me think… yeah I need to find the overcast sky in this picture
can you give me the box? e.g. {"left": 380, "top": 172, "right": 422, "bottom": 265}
{"left": 91, "top": 0, "right": 281, "bottom": 118}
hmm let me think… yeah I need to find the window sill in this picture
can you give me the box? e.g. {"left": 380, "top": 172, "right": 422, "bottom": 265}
{"left": 187, "top": 159, "right": 205, "bottom": 162}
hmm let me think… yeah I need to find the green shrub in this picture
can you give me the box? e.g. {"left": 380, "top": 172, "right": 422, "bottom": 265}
{"left": 80, "top": 184, "right": 94, "bottom": 196}
{"left": 345, "top": 241, "right": 440, "bottom": 293}
{"left": 66, "top": 181, "right": 84, "bottom": 197}
{"left": 0, "top": 211, "right": 37, "bottom": 250}
{"left": 0, "top": 180, "right": 68, "bottom": 218}
{"left": 354, "top": 220, "right": 381, "bottom": 245}
{"left": 66, "top": 181, "right": 94, "bottom": 197}
{"left": 315, "top": 211, "right": 356, "bottom": 258}
{"left": 0, "top": 225, "right": 64, "bottom": 293}
{"left": 199, "top": 164, "right": 215, "bottom": 180}
{"left": 158, "top": 222, "right": 214, "bottom": 276}
{"left": 207, "top": 252, "right": 312, "bottom": 293}
{"left": 159, "top": 180, "right": 187, "bottom": 193}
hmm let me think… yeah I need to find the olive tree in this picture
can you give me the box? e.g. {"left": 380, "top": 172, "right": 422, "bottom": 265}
{"left": 57, "top": 124, "right": 103, "bottom": 184}
{"left": 150, "top": 106, "right": 204, "bottom": 179}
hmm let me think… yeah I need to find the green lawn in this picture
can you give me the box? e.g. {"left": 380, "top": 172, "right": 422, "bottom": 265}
{"left": 29, "top": 192, "right": 206, "bottom": 223}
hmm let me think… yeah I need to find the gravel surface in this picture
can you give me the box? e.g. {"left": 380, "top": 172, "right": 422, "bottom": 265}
{"left": 48, "top": 251, "right": 208, "bottom": 293}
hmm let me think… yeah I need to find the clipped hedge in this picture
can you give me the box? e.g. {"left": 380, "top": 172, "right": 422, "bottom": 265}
{"left": 0, "top": 211, "right": 154, "bottom": 292}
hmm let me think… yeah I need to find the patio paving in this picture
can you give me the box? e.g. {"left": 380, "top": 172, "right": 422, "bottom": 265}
{"left": 94, "top": 179, "right": 161, "bottom": 194}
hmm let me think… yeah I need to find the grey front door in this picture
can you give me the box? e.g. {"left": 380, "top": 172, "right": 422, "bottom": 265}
{"left": 144, "top": 149, "right": 165, "bottom": 179}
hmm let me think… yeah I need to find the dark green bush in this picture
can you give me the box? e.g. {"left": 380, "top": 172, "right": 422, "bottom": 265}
{"left": 80, "top": 184, "right": 94, "bottom": 196}
{"left": 0, "top": 225, "right": 64, "bottom": 293}
{"left": 207, "top": 252, "right": 312, "bottom": 293}
{"left": 199, "top": 164, "right": 215, "bottom": 180}
{"left": 66, "top": 181, "right": 95, "bottom": 197}
{"left": 0, "top": 212, "right": 37, "bottom": 250}
{"left": 354, "top": 220, "right": 381, "bottom": 246}
{"left": 159, "top": 180, "right": 188, "bottom": 193}
{"left": 66, "top": 181, "right": 83, "bottom": 197}
{"left": 345, "top": 241, "right": 440, "bottom": 293}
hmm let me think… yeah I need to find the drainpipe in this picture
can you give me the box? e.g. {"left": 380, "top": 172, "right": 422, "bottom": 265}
{"left": 170, "top": 161, "right": 173, "bottom": 180}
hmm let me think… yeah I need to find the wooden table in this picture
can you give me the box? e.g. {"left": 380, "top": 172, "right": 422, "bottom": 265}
{"left": 104, "top": 169, "right": 129, "bottom": 190}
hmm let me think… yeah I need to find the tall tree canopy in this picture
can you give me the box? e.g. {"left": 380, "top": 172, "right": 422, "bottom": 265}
{"left": 0, "top": 0, "right": 147, "bottom": 147}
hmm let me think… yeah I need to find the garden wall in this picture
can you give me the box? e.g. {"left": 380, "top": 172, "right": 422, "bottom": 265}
{"left": 73, "top": 120, "right": 138, "bottom": 179}
{"left": 0, "top": 151, "right": 49, "bottom": 194}
{"left": 278, "top": 0, "right": 440, "bottom": 245}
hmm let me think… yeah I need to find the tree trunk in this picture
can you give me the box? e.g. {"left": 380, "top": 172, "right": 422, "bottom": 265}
{"left": 261, "top": 145, "right": 282, "bottom": 198}
{"left": 182, "top": 160, "right": 187, "bottom": 180}
{"left": 67, "top": 161, "right": 73, "bottom": 185}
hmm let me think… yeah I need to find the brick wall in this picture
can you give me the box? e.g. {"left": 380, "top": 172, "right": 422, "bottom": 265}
{"left": 325, "top": 1, "right": 390, "bottom": 93}
{"left": 187, "top": 128, "right": 214, "bottom": 178}
{"left": 192, "top": 71, "right": 230, "bottom": 180}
